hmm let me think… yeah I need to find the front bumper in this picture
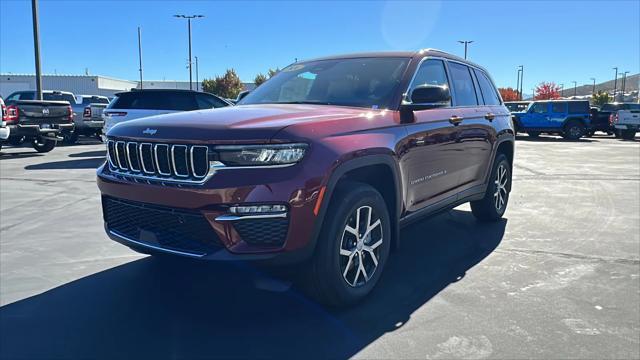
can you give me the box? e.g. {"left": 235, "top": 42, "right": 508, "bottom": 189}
{"left": 97, "top": 162, "right": 324, "bottom": 264}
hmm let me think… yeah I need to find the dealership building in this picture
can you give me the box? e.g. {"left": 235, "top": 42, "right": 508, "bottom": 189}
{"left": 0, "top": 74, "right": 256, "bottom": 99}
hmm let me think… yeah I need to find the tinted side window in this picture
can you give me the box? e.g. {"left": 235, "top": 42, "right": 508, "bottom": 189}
{"left": 531, "top": 102, "right": 548, "bottom": 113}
{"left": 406, "top": 59, "right": 449, "bottom": 103}
{"left": 19, "top": 92, "right": 34, "bottom": 100}
{"left": 474, "top": 69, "right": 500, "bottom": 105}
{"left": 448, "top": 62, "right": 478, "bottom": 106}
{"left": 110, "top": 92, "right": 198, "bottom": 111}
{"left": 195, "top": 94, "right": 229, "bottom": 109}
{"left": 568, "top": 101, "right": 589, "bottom": 114}
{"left": 552, "top": 102, "right": 566, "bottom": 113}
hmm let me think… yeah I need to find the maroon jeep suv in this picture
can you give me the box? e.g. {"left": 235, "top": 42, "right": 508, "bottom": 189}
{"left": 97, "top": 49, "right": 514, "bottom": 306}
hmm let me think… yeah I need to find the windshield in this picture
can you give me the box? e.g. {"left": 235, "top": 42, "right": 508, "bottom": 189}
{"left": 239, "top": 57, "right": 410, "bottom": 109}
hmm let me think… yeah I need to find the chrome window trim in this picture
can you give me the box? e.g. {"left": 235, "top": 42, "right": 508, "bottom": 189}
{"left": 126, "top": 142, "right": 140, "bottom": 172}
{"left": 190, "top": 145, "right": 209, "bottom": 178}
{"left": 115, "top": 141, "right": 128, "bottom": 170}
{"left": 154, "top": 144, "right": 171, "bottom": 176}
{"left": 139, "top": 143, "right": 155, "bottom": 174}
{"left": 171, "top": 145, "right": 190, "bottom": 178}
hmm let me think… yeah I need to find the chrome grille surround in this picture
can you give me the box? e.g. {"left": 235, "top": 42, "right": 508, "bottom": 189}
{"left": 106, "top": 139, "right": 213, "bottom": 184}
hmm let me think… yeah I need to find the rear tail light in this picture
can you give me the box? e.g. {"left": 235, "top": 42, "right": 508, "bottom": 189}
{"left": 4, "top": 105, "right": 19, "bottom": 123}
{"left": 67, "top": 105, "right": 74, "bottom": 122}
{"left": 83, "top": 106, "right": 91, "bottom": 118}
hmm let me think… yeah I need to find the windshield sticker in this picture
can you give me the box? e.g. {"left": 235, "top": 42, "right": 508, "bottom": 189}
{"left": 283, "top": 64, "right": 305, "bottom": 72}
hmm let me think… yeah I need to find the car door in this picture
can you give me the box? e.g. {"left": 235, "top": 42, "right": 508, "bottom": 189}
{"left": 524, "top": 102, "right": 549, "bottom": 128}
{"left": 400, "top": 58, "right": 464, "bottom": 213}
{"left": 549, "top": 102, "right": 567, "bottom": 129}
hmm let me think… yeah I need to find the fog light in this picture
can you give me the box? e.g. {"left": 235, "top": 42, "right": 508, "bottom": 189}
{"left": 229, "top": 204, "right": 287, "bottom": 214}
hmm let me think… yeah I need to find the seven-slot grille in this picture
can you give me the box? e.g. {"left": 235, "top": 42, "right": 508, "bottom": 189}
{"left": 106, "top": 139, "right": 210, "bottom": 183}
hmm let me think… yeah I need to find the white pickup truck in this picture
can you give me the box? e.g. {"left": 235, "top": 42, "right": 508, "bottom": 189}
{"left": 612, "top": 109, "right": 640, "bottom": 140}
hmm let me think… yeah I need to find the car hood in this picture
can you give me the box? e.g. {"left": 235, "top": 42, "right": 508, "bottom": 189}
{"left": 106, "top": 104, "right": 366, "bottom": 143}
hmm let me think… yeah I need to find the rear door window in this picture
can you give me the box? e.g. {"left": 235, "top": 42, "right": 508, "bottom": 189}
{"left": 473, "top": 69, "right": 501, "bottom": 105}
{"left": 19, "top": 92, "right": 34, "bottom": 100}
{"left": 552, "top": 102, "right": 566, "bottom": 113}
{"left": 195, "top": 94, "right": 229, "bottom": 109}
{"left": 448, "top": 62, "right": 478, "bottom": 106}
{"left": 568, "top": 101, "right": 589, "bottom": 114}
{"left": 531, "top": 102, "right": 548, "bottom": 113}
{"left": 109, "top": 92, "right": 198, "bottom": 111}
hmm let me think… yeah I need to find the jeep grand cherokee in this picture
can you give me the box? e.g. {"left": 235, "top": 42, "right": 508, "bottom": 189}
{"left": 97, "top": 49, "right": 515, "bottom": 306}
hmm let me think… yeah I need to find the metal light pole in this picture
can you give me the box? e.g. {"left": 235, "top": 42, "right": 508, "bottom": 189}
{"left": 613, "top": 67, "right": 618, "bottom": 99}
{"left": 195, "top": 56, "right": 199, "bottom": 92}
{"left": 621, "top": 71, "right": 629, "bottom": 96}
{"left": 138, "top": 27, "right": 143, "bottom": 89}
{"left": 590, "top": 77, "right": 596, "bottom": 94}
{"left": 572, "top": 81, "right": 577, "bottom": 97}
{"left": 457, "top": 40, "right": 473, "bottom": 59}
{"left": 174, "top": 14, "right": 204, "bottom": 90}
{"left": 516, "top": 68, "right": 521, "bottom": 99}
{"left": 31, "top": 0, "right": 43, "bottom": 100}
{"left": 518, "top": 65, "right": 524, "bottom": 101}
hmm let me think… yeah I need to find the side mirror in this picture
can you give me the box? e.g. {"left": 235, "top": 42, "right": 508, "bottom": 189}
{"left": 410, "top": 85, "right": 451, "bottom": 105}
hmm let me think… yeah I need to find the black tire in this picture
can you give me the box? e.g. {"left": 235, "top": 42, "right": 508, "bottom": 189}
{"left": 305, "top": 182, "right": 391, "bottom": 307}
{"left": 585, "top": 130, "right": 594, "bottom": 138}
{"left": 527, "top": 131, "right": 540, "bottom": 138}
{"left": 8, "top": 136, "right": 25, "bottom": 146}
{"left": 471, "top": 154, "right": 511, "bottom": 222}
{"left": 562, "top": 120, "right": 585, "bottom": 140}
{"left": 62, "top": 131, "right": 79, "bottom": 145}
{"left": 621, "top": 130, "right": 637, "bottom": 140}
{"left": 32, "top": 138, "right": 56, "bottom": 153}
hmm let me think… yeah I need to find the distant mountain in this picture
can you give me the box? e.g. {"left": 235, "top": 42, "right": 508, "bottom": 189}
{"left": 560, "top": 73, "right": 638, "bottom": 97}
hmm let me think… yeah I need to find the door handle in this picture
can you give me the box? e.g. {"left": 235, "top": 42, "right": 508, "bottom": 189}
{"left": 484, "top": 113, "right": 495, "bottom": 121}
{"left": 449, "top": 115, "right": 463, "bottom": 126}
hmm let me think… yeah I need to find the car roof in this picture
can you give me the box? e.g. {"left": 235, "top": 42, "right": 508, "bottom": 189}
{"left": 114, "top": 89, "right": 210, "bottom": 96}
{"left": 299, "top": 49, "right": 489, "bottom": 72}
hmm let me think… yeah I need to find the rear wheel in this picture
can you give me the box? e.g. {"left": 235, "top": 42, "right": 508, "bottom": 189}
{"left": 32, "top": 137, "right": 56, "bottom": 153}
{"left": 62, "top": 131, "right": 79, "bottom": 145}
{"left": 562, "top": 120, "right": 585, "bottom": 140}
{"left": 471, "top": 154, "right": 511, "bottom": 222}
{"left": 305, "top": 182, "right": 391, "bottom": 307}
{"left": 621, "top": 130, "right": 637, "bottom": 140}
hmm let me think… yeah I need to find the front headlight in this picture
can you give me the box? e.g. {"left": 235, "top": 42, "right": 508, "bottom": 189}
{"left": 216, "top": 143, "right": 308, "bottom": 166}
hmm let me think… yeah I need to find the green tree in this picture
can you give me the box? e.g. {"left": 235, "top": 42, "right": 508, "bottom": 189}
{"left": 267, "top": 68, "right": 280, "bottom": 78}
{"left": 591, "top": 90, "right": 610, "bottom": 107}
{"left": 201, "top": 68, "right": 244, "bottom": 99}
{"left": 254, "top": 73, "right": 268, "bottom": 87}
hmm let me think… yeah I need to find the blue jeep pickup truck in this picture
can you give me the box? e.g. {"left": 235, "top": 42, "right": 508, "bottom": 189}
{"left": 512, "top": 100, "right": 591, "bottom": 140}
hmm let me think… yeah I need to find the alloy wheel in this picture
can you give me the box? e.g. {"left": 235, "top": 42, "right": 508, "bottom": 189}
{"left": 494, "top": 164, "right": 508, "bottom": 211}
{"left": 339, "top": 205, "right": 383, "bottom": 287}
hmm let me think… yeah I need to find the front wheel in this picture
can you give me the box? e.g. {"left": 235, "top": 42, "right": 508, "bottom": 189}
{"left": 32, "top": 137, "right": 56, "bottom": 153}
{"left": 621, "top": 130, "right": 637, "bottom": 140}
{"left": 305, "top": 182, "right": 391, "bottom": 307}
{"left": 471, "top": 154, "right": 511, "bottom": 222}
{"left": 562, "top": 120, "right": 585, "bottom": 140}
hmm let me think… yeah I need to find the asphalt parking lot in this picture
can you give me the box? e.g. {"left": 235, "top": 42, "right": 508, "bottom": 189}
{"left": 1, "top": 135, "right": 639, "bottom": 359}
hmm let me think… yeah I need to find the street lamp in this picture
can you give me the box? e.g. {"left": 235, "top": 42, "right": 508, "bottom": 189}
{"left": 174, "top": 14, "right": 204, "bottom": 90}
{"left": 613, "top": 67, "right": 618, "bottom": 99}
{"left": 515, "top": 65, "right": 523, "bottom": 100}
{"left": 457, "top": 40, "right": 473, "bottom": 59}
{"left": 621, "top": 71, "right": 630, "bottom": 97}
{"left": 195, "top": 56, "right": 199, "bottom": 92}
{"left": 590, "top": 77, "right": 596, "bottom": 94}
{"left": 572, "top": 81, "right": 577, "bottom": 97}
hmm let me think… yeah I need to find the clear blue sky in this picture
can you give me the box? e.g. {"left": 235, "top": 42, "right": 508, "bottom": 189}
{"left": 1, "top": 0, "right": 638, "bottom": 93}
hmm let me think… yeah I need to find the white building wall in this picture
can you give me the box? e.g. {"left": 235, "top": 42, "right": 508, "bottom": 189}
{"left": 0, "top": 75, "right": 137, "bottom": 98}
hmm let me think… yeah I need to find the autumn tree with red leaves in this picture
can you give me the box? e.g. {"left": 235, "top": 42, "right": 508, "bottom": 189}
{"left": 498, "top": 87, "right": 521, "bottom": 101}
{"left": 534, "top": 82, "right": 561, "bottom": 100}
